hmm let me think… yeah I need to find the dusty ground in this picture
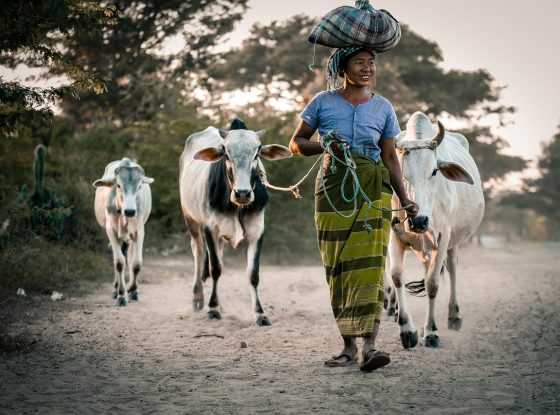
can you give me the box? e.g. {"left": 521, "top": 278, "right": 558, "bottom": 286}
{"left": 1, "top": 242, "right": 559, "bottom": 414}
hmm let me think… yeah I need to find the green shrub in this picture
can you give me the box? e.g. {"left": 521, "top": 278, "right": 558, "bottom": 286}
{"left": 0, "top": 236, "right": 108, "bottom": 295}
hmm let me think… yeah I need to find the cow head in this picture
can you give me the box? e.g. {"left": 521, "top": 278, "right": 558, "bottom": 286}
{"left": 396, "top": 112, "right": 474, "bottom": 233}
{"left": 93, "top": 158, "right": 154, "bottom": 218}
{"left": 193, "top": 119, "right": 292, "bottom": 207}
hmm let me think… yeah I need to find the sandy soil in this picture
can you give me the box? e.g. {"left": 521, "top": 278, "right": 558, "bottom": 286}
{"left": 1, "top": 243, "right": 559, "bottom": 414}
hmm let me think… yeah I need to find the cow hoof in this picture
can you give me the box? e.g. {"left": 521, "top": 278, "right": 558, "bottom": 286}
{"left": 193, "top": 299, "right": 204, "bottom": 312}
{"left": 448, "top": 317, "right": 462, "bottom": 331}
{"left": 400, "top": 330, "right": 418, "bottom": 349}
{"left": 112, "top": 291, "right": 118, "bottom": 300}
{"left": 129, "top": 291, "right": 139, "bottom": 301}
{"left": 424, "top": 334, "right": 440, "bottom": 348}
{"left": 208, "top": 310, "right": 222, "bottom": 320}
{"left": 256, "top": 315, "right": 272, "bottom": 327}
{"left": 115, "top": 296, "right": 128, "bottom": 307}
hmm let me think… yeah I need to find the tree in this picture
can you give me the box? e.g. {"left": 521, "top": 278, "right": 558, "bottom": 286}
{"left": 457, "top": 126, "right": 526, "bottom": 194}
{"left": 49, "top": 0, "right": 249, "bottom": 127}
{"left": 0, "top": 0, "right": 117, "bottom": 136}
{"left": 503, "top": 125, "right": 560, "bottom": 235}
{"left": 209, "top": 15, "right": 332, "bottom": 107}
{"left": 208, "top": 17, "right": 526, "bottom": 190}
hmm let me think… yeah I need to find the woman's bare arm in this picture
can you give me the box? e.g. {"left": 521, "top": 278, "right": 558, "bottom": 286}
{"left": 380, "top": 137, "right": 419, "bottom": 216}
{"left": 289, "top": 120, "right": 323, "bottom": 156}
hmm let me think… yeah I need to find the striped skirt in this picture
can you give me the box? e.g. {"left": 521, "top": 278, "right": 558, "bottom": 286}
{"left": 315, "top": 153, "right": 392, "bottom": 337}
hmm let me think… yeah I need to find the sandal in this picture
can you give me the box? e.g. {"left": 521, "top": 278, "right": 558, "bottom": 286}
{"left": 359, "top": 349, "right": 391, "bottom": 372}
{"left": 324, "top": 352, "right": 357, "bottom": 367}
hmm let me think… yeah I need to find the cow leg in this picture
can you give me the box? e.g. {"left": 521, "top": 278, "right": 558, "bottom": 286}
{"left": 112, "top": 241, "right": 128, "bottom": 299}
{"left": 384, "top": 266, "right": 398, "bottom": 318}
{"left": 247, "top": 234, "right": 270, "bottom": 326}
{"left": 389, "top": 233, "right": 417, "bottom": 348}
{"left": 201, "top": 250, "right": 210, "bottom": 282}
{"left": 106, "top": 224, "right": 127, "bottom": 307}
{"left": 422, "top": 236, "right": 449, "bottom": 348}
{"left": 127, "top": 226, "right": 145, "bottom": 301}
{"left": 186, "top": 217, "right": 205, "bottom": 311}
{"left": 203, "top": 226, "right": 223, "bottom": 320}
{"left": 447, "top": 248, "right": 462, "bottom": 330}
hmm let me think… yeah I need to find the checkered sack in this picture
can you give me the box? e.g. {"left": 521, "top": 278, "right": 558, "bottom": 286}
{"left": 308, "top": 0, "right": 401, "bottom": 53}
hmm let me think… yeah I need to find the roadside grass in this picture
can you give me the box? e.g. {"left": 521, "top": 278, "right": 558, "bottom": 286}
{"left": 0, "top": 237, "right": 109, "bottom": 298}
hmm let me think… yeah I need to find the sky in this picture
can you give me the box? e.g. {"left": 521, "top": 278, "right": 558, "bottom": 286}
{"left": 224, "top": 0, "right": 560, "bottom": 166}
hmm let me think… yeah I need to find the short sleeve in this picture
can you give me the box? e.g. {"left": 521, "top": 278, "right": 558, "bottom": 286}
{"left": 299, "top": 93, "right": 322, "bottom": 130}
{"left": 381, "top": 103, "right": 401, "bottom": 140}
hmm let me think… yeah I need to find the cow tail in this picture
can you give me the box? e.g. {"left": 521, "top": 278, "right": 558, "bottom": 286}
{"left": 405, "top": 263, "right": 446, "bottom": 296}
{"left": 405, "top": 279, "right": 426, "bottom": 297}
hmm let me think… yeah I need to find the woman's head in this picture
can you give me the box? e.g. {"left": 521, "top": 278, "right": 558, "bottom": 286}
{"left": 340, "top": 49, "right": 376, "bottom": 88}
{"left": 327, "top": 47, "right": 376, "bottom": 90}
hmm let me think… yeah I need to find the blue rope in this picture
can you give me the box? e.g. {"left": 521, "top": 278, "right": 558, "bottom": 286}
{"left": 319, "top": 131, "right": 388, "bottom": 230}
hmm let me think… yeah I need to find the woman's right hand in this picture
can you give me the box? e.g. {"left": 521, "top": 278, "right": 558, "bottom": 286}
{"left": 400, "top": 198, "right": 419, "bottom": 218}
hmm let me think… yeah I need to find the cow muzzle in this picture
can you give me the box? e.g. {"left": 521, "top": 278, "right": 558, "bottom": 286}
{"left": 409, "top": 215, "right": 429, "bottom": 233}
{"left": 232, "top": 189, "right": 253, "bottom": 206}
{"left": 124, "top": 208, "right": 137, "bottom": 218}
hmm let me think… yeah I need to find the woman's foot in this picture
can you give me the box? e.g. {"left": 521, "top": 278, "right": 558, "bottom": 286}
{"left": 324, "top": 346, "right": 358, "bottom": 367}
{"left": 359, "top": 349, "right": 391, "bottom": 372}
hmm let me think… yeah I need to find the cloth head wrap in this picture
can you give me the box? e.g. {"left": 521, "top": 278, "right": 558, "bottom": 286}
{"left": 326, "top": 47, "right": 375, "bottom": 90}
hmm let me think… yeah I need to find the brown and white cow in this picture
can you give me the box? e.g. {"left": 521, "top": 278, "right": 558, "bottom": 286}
{"left": 387, "top": 112, "right": 485, "bottom": 348}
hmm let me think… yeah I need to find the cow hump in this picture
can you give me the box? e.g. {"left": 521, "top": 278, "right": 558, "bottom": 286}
{"left": 229, "top": 118, "right": 247, "bottom": 131}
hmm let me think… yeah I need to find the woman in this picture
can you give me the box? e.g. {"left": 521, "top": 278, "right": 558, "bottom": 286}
{"left": 289, "top": 47, "right": 418, "bottom": 371}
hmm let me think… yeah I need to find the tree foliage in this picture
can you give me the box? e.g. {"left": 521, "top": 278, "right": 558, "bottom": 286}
{"left": 51, "top": 0, "right": 248, "bottom": 127}
{"left": 503, "top": 125, "right": 560, "bottom": 231}
{"left": 0, "top": 0, "right": 117, "bottom": 136}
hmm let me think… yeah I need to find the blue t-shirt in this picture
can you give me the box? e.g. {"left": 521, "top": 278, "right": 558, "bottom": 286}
{"left": 300, "top": 90, "right": 401, "bottom": 162}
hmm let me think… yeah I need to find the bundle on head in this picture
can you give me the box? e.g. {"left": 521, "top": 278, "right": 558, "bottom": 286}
{"left": 308, "top": 0, "right": 401, "bottom": 52}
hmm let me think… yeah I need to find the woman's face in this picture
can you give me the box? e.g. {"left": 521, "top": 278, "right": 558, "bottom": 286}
{"left": 343, "top": 51, "right": 376, "bottom": 88}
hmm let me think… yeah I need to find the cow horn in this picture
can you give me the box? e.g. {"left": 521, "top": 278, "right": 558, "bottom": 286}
{"left": 431, "top": 120, "right": 445, "bottom": 148}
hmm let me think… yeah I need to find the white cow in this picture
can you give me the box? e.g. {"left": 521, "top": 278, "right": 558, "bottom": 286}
{"left": 179, "top": 119, "right": 291, "bottom": 326}
{"left": 93, "top": 158, "right": 154, "bottom": 306}
{"left": 387, "top": 112, "right": 484, "bottom": 348}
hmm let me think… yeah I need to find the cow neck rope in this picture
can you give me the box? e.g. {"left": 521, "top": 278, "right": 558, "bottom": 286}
{"left": 258, "top": 131, "right": 413, "bottom": 227}
{"left": 258, "top": 156, "right": 322, "bottom": 199}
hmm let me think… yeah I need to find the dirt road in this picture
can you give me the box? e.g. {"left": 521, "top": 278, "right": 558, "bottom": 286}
{"left": 1, "top": 243, "right": 559, "bottom": 414}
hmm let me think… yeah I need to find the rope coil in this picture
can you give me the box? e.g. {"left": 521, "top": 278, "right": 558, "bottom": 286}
{"left": 260, "top": 131, "right": 413, "bottom": 228}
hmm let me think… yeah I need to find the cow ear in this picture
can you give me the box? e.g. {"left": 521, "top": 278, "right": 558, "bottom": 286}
{"left": 259, "top": 144, "right": 292, "bottom": 161}
{"left": 437, "top": 161, "right": 474, "bottom": 185}
{"left": 93, "top": 178, "right": 115, "bottom": 188}
{"left": 218, "top": 128, "right": 228, "bottom": 139}
{"left": 194, "top": 145, "right": 225, "bottom": 162}
{"left": 256, "top": 130, "right": 266, "bottom": 140}
{"left": 142, "top": 176, "right": 154, "bottom": 184}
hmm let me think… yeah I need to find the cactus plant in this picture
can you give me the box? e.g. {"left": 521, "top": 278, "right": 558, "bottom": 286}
{"left": 30, "top": 144, "right": 48, "bottom": 207}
